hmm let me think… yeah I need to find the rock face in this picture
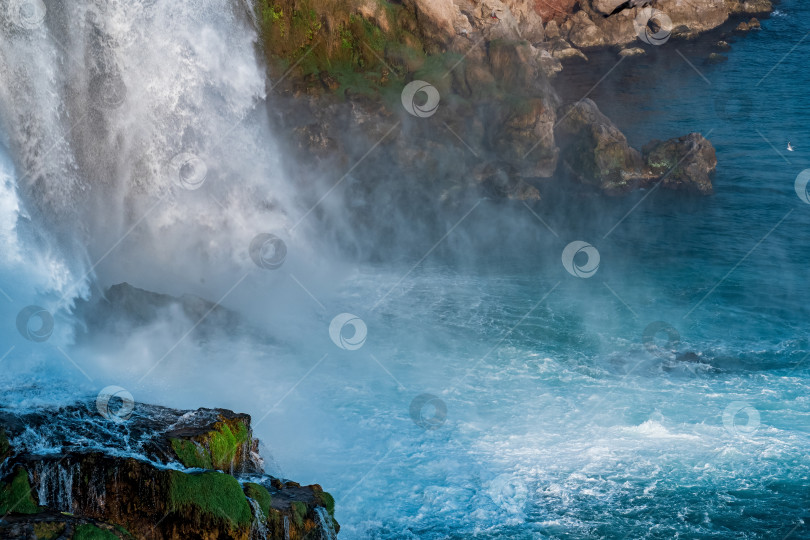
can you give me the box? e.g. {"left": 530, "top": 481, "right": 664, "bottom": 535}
{"left": 0, "top": 403, "right": 338, "bottom": 539}
{"left": 257, "top": 0, "right": 746, "bottom": 205}
{"left": 556, "top": 98, "right": 645, "bottom": 192}
{"left": 557, "top": 99, "right": 716, "bottom": 194}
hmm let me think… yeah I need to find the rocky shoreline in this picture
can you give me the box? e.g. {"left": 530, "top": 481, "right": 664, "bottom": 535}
{"left": 256, "top": 0, "right": 771, "bottom": 204}
{"left": 0, "top": 403, "right": 337, "bottom": 539}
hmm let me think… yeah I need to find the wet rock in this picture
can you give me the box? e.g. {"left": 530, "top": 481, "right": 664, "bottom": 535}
{"left": 550, "top": 38, "right": 589, "bottom": 62}
{"left": 736, "top": 17, "right": 761, "bottom": 31}
{"left": 715, "top": 39, "right": 731, "bottom": 50}
{"left": 557, "top": 100, "right": 717, "bottom": 194}
{"left": 708, "top": 52, "right": 729, "bottom": 63}
{"left": 555, "top": 98, "right": 645, "bottom": 193}
{"left": 642, "top": 133, "right": 717, "bottom": 194}
{"left": 618, "top": 46, "right": 645, "bottom": 57}
{"left": 0, "top": 403, "right": 339, "bottom": 539}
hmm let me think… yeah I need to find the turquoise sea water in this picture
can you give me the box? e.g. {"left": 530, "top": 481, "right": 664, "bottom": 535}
{"left": 2, "top": 1, "right": 810, "bottom": 539}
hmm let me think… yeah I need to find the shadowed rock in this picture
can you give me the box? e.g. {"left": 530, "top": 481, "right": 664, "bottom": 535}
{"left": 557, "top": 99, "right": 717, "bottom": 194}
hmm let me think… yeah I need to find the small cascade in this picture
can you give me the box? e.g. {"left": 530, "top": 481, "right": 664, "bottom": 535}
{"left": 283, "top": 515, "right": 290, "bottom": 540}
{"left": 35, "top": 461, "right": 76, "bottom": 512}
{"left": 247, "top": 497, "right": 268, "bottom": 540}
{"left": 314, "top": 507, "right": 338, "bottom": 540}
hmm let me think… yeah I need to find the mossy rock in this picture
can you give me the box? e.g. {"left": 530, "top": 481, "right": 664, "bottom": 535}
{"left": 170, "top": 439, "right": 213, "bottom": 470}
{"left": 71, "top": 524, "right": 120, "bottom": 540}
{"left": 0, "top": 466, "right": 39, "bottom": 515}
{"left": 168, "top": 470, "right": 253, "bottom": 529}
{"left": 33, "top": 521, "right": 66, "bottom": 540}
{"left": 170, "top": 417, "right": 249, "bottom": 471}
{"left": 314, "top": 489, "right": 335, "bottom": 517}
{"left": 244, "top": 482, "right": 272, "bottom": 520}
{"left": 290, "top": 500, "right": 307, "bottom": 529}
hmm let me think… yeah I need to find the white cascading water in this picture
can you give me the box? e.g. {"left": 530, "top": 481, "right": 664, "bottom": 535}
{"left": 0, "top": 0, "right": 337, "bottom": 391}
{"left": 314, "top": 506, "right": 338, "bottom": 540}
{"left": 0, "top": 0, "right": 316, "bottom": 309}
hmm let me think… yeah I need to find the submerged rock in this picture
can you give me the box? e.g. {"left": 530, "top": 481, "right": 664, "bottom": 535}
{"left": 0, "top": 403, "right": 338, "bottom": 539}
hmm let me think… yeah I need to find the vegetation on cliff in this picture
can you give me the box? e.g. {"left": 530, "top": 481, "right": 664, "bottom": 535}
{"left": 0, "top": 404, "right": 339, "bottom": 539}
{"left": 170, "top": 415, "right": 250, "bottom": 471}
{"left": 168, "top": 470, "right": 254, "bottom": 529}
{"left": 0, "top": 466, "right": 39, "bottom": 515}
{"left": 244, "top": 482, "right": 273, "bottom": 519}
{"left": 256, "top": 0, "right": 424, "bottom": 96}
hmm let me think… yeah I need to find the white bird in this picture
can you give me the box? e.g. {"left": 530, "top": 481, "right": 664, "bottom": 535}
{"left": 788, "top": 142, "right": 795, "bottom": 152}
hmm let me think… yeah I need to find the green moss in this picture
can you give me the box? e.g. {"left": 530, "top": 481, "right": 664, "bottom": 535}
{"left": 0, "top": 467, "right": 39, "bottom": 515}
{"left": 208, "top": 421, "right": 248, "bottom": 470}
{"left": 316, "top": 490, "right": 335, "bottom": 516}
{"left": 33, "top": 521, "right": 65, "bottom": 539}
{"left": 170, "top": 438, "right": 213, "bottom": 470}
{"left": 244, "top": 482, "right": 272, "bottom": 519}
{"left": 168, "top": 470, "right": 253, "bottom": 529}
{"left": 170, "top": 419, "right": 249, "bottom": 471}
{"left": 290, "top": 500, "right": 307, "bottom": 528}
{"left": 72, "top": 524, "right": 119, "bottom": 540}
{"left": 255, "top": 0, "right": 426, "bottom": 96}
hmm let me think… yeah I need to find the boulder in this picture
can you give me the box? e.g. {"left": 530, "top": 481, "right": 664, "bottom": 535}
{"left": 618, "top": 46, "right": 645, "bottom": 56}
{"left": 736, "top": 17, "right": 761, "bottom": 31}
{"left": 563, "top": 10, "right": 608, "bottom": 48}
{"left": 556, "top": 100, "right": 717, "bottom": 194}
{"left": 642, "top": 133, "right": 717, "bottom": 194}
{"left": 555, "top": 98, "right": 645, "bottom": 193}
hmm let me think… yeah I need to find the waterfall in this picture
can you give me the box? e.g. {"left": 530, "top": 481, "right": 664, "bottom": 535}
{"left": 0, "top": 0, "right": 297, "bottom": 307}
{"left": 35, "top": 461, "right": 76, "bottom": 512}
{"left": 314, "top": 506, "right": 337, "bottom": 540}
{"left": 246, "top": 497, "right": 268, "bottom": 540}
{"left": 282, "top": 515, "right": 290, "bottom": 540}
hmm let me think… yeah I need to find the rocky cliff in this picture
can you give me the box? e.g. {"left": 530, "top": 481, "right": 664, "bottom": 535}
{"left": 254, "top": 0, "right": 771, "bottom": 203}
{"left": 0, "top": 403, "right": 337, "bottom": 539}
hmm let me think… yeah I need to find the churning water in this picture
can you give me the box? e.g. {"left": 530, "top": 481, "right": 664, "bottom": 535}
{"left": 1, "top": 0, "right": 810, "bottom": 538}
